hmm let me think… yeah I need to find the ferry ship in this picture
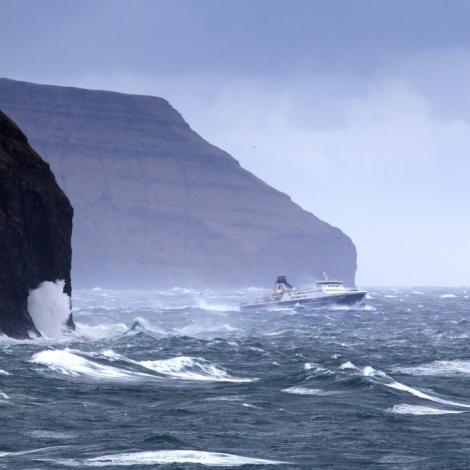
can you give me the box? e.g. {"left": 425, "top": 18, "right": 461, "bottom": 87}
{"left": 240, "top": 275, "right": 366, "bottom": 312}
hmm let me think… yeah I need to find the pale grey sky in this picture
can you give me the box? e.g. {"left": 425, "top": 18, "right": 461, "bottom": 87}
{"left": 2, "top": 0, "right": 470, "bottom": 285}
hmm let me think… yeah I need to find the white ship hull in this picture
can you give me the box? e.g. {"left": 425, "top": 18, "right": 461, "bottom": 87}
{"left": 240, "top": 289, "right": 366, "bottom": 312}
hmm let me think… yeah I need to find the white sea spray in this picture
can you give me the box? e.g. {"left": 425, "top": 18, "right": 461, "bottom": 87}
{"left": 27, "top": 280, "right": 70, "bottom": 338}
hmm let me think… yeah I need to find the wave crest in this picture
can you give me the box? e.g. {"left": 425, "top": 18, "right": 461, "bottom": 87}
{"left": 31, "top": 349, "right": 149, "bottom": 380}
{"left": 47, "top": 449, "right": 287, "bottom": 467}
{"left": 362, "top": 365, "right": 470, "bottom": 409}
{"left": 138, "top": 356, "right": 254, "bottom": 382}
{"left": 31, "top": 349, "right": 254, "bottom": 383}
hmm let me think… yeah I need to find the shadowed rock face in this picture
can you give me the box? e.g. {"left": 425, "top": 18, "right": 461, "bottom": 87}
{"left": 0, "top": 78, "right": 357, "bottom": 288}
{"left": 0, "top": 109, "right": 73, "bottom": 338}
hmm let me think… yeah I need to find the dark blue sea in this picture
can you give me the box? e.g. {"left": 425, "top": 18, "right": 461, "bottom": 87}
{"left": 1, "top": 287, "right": 470, "bottom": 469}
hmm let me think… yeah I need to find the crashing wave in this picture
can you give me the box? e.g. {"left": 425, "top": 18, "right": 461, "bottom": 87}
{"left": 27, "top": 280, "right": 71, "bottom": 338}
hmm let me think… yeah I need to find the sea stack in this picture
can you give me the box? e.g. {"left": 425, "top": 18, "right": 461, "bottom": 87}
{"left": 0, "top": 78, "right": 357, "bottom": 288}
{"left": 0, "top": 110, "right": 73, "bottom": 338}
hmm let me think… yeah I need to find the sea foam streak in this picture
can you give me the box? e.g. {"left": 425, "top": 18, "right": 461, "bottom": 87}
{"left": 49, "top": 450, "right": 286, "bottom": 467}
{"left": 282, "top": 386, "right": 336, "bottom": 396}
{"left": 362, "top": 366, "right": 470, "bottom": 409}
{"left": 390, "top": 404, "right": 465, "bottom": 415}
{"left": 0, "top": 446, "right": 68, "bottom": 458}
{"left": 386, "top": 382, "right": 470, "bottom": 408}
{"left": 394, "top": 360, "right": 470, "bottom": 377}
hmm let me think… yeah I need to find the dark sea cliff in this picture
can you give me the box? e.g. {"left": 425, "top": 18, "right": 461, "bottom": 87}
{"left": 1, "top": 287, "right": 470, "bottom": 469}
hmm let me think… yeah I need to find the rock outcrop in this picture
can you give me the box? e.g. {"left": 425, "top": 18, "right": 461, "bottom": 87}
{"left": 0, "top": 109, "right": 73, "bottom": 338}
{"left": 0, "top": 78, "right": 356, "bottom": 288}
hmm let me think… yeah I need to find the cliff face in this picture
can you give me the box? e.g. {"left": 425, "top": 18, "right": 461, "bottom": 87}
{"left": 0, "top": 78, "right": 356, "bottom": 288}
{"left": 0, "top": 109, "right": 73, "bottom": 338}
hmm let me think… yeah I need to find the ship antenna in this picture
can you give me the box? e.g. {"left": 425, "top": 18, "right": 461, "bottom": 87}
{"left": 323, "top": 272, "right": 328, "bottom": 281}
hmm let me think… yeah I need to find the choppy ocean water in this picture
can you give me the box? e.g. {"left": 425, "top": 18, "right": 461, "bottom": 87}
{"left": 1, "top": 287, "right": 470, "bottom": 469}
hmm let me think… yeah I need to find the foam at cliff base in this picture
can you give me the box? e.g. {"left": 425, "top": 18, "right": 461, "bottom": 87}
{"left": 52, "top": 450, "right": 287, "bottom": 466}
{"left": 27, "top": 280, "right": 70, "bottom": 338}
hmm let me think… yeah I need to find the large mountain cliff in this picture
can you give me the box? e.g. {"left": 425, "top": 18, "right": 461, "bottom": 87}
{"left": 0, "top": 109, "right": 73, "bottom": 338}
{"left": 0, "top": 78, "right": 356, "bottom": 288}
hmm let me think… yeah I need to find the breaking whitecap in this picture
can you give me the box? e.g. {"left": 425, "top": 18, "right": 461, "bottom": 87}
{"left": 339, "top": 361, "right": 357, "bottom": 370}
{"left": 138, "top": 356, "right": 253, "bottom": 382}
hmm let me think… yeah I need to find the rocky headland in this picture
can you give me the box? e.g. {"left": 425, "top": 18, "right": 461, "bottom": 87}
{"left": 0, "top": 109, "right": 73, "bottom": 338}
{"left": 0, "top": 78, "right": 357, "bottom": 288}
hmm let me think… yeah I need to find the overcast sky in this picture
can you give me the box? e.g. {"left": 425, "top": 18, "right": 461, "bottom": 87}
{"left": 2, "top": 0, "right": 470, "bottom": 286}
